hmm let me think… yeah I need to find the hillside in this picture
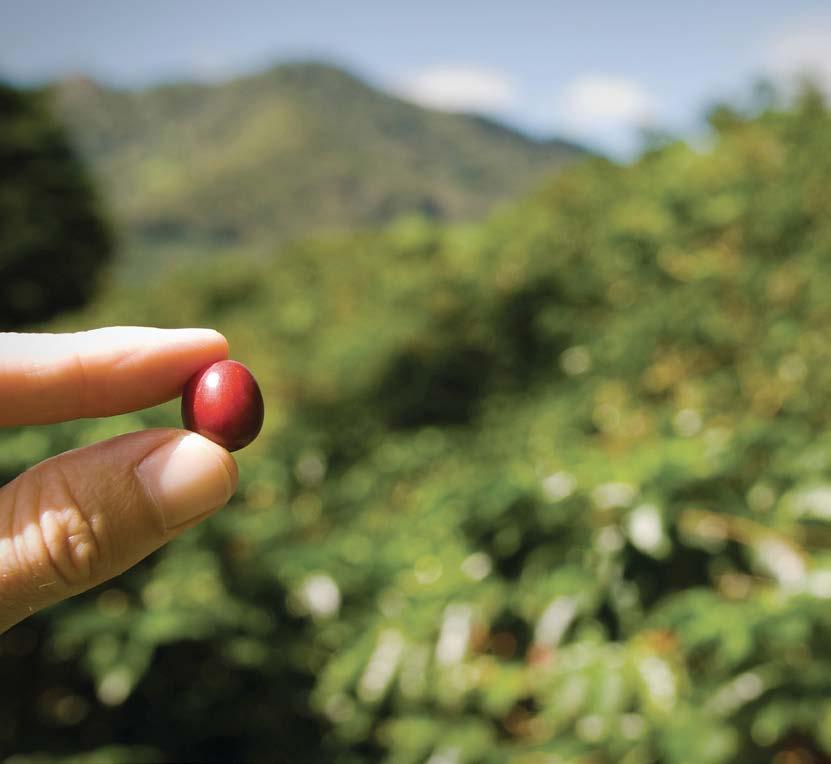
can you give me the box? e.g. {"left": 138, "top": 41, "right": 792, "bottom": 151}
{"left": 8, "top": 89, "right": 831, "bottom": 762}
{"left": 50, "top": 62, "right": 585, "bottom": 273}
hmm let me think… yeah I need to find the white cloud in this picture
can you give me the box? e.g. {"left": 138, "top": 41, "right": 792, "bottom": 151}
{"left": 396, "top": 65, "right": 517, "bottom": 113}
{"left": 766, "top": 17, "right": 831, "bottom": 90}
{"left": 560, "top": 74, "right": 655, "bottom": 132}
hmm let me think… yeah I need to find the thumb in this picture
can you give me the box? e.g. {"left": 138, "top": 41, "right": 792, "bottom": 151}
{"left": 0, "top": 428, "right": 237, "bottom": 632}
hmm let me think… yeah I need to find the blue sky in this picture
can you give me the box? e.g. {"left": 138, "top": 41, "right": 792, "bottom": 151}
{"left": 2, "top": 1, "right": 831, "bottom": 155}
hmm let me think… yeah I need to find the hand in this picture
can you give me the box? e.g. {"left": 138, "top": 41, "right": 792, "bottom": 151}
{"left": 0, "top": 327, "right": 239, "bottom": 633}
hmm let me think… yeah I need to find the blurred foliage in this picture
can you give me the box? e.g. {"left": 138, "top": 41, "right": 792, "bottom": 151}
{"left": 7, "top": 86, "right": 831, "bottom": 763}
{"left": 49, "top": 62, "right": 584, "bottom": 280}
{"left": 0, "top": 82, "right": 113, "bottom": 329}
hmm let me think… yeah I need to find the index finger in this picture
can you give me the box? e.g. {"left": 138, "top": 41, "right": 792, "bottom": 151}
{"left": 0, "top": 327, "right": 229, "bottom": 426}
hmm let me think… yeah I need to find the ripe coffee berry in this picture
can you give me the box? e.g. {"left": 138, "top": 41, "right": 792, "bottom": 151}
{"left": 181, "top": 360, "right": 264, "bottom": 452}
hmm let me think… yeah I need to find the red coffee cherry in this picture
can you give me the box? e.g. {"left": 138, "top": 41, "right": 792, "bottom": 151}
{"left": 181, "top": 360, "right": 264, "bottom": 452}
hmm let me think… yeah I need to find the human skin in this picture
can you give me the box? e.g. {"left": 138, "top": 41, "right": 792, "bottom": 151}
{"left": 0, "top": 327, "right": 239, "bottom": 634}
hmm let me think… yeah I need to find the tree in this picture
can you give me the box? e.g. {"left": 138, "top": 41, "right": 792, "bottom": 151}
{"left": 0, "top": 83, "right": 113, "bottom": 329}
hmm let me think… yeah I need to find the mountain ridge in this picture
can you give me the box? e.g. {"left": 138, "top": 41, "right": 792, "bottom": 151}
{"left": 49, "top": 60, "right": 588, "bottom": 275}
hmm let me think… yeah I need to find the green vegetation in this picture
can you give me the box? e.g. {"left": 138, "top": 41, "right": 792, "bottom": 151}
{"left": 0, "top": 82, "right": 113, "bottom": 329}
{"left": 50, "top": 62, "right": 584, "bottom": 280}
{"left": 6, "top": 86, "right": 831, "bottom": 763}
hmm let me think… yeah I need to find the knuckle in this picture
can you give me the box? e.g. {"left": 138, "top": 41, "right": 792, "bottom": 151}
{"left": 14, "top": 464, "right": 109, "bottom": 590}
{"left": 69, "top": 347, "right": 91, "bottom": 418}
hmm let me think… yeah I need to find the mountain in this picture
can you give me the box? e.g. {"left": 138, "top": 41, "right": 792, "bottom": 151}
{"left": 49, "top": 62, "right": 586, "bottom": 274}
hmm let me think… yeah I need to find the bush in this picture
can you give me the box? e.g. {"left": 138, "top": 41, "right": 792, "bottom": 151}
{"left": 4, "top": 89, "right": 831, "bottom": 763}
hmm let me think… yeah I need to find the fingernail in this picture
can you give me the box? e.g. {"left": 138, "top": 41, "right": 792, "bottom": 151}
{"left": 136, "top": 433, "right": 237, "bottom": 530}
